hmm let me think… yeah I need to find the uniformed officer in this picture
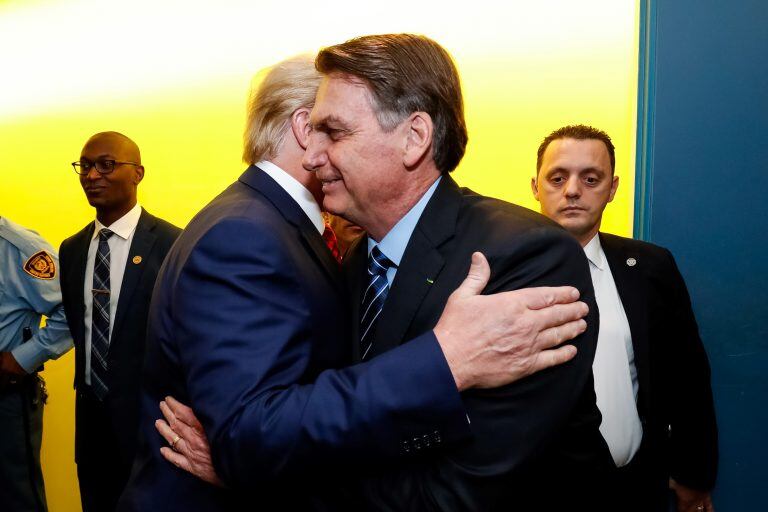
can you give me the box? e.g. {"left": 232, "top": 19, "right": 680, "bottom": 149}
{"left": 0, "top": 216, "right": 73, "bottom": 512}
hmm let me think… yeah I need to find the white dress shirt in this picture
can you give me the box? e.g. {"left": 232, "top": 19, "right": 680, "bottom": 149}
{"left": 257, "top": 160, "right": 324, "bottom": 234}
{"left": 83, "top": 203, "right": 142, "bottom": 385}
{"left": 585, "top": 234, "right": 643, "bottom": 467}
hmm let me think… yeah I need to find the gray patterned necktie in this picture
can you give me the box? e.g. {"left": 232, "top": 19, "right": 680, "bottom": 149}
{"left": 90, "top": 228, "right": 113, "bottom": 400}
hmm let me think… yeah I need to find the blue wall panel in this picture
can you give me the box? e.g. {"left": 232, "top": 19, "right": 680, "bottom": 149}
{"left": 637, "top": 0, "right": 768, "bottom": 508}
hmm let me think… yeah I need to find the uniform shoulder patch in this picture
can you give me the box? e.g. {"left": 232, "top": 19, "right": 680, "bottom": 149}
{"left": 24, "top": 250, "right": 56, "bottom": 279}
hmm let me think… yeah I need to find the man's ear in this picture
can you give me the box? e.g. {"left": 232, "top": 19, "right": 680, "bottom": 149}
{"left": 403, "top": 112, "right": 433, "bottom": 169}
{"left": 134, "top": 165, "right": 145, "bottom": 185}
{"left": 608, "top": 175, "right": 619, "bottom": 203}
{"left": 291, "top": 107, "right": 312, "bottom": 150}
{"left": 531, "top": 176, "right": 540, "bottom": 200}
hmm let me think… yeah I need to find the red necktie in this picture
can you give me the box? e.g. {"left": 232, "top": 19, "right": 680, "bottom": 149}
{"left": 323, "top": 223, "right": 342, "bottom": 263}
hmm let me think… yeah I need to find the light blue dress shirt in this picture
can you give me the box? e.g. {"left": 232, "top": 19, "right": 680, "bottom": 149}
{"left": 367, "top": 176, "right": 442, "bottom": 286}
{"left": 0, "top": 217, "right": 73, "bottom": 372}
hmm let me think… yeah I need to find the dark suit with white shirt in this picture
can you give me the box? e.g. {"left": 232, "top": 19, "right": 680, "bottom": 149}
{"left": 59, "top": 208, "right": 180, "bottom": 512}
{"left": 597, "top": 232, "right": 718, "bottom": 510}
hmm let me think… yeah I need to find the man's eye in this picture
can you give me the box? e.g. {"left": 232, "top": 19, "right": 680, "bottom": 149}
{"left": 95, "top": 159, "right": 115, "bottom": 172}
{"left": 550, "top": 176, "right": 565, "bottom": 184}
{"left": 584, "top": 176, "right": 599, "bottom": 185}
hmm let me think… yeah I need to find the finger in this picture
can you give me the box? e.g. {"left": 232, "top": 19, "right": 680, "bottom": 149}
{"left": 160, "top": 446, "right": 192, "bottom": 472}
{"left": 531, "top": 302, "right": 589, "bottom": 331}
{"left": 452, "top": 252, "right": 490, "bottom": 299}
{"left": 535, "top": 319, "right": 587, "bottom": 349}
{"left": 165, "top": 414, "right": 200, "bottom": 449}
{"left": 512, "top": 286, "right": 581, "bottom": 310}
{"left": 526, "top": 345, "right": 577, "bottom": 374}
{"left": 166, "top": 396, "right": 203, "bottom": 430}
{"left": 155, "top": 419, "right": 179, "bottom": 446}
{"left": 159, "top": 400, "right": 178, "bottom": 430}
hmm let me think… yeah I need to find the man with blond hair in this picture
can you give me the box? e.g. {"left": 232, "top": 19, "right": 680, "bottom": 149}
{"left": 118, "top": 53, "right": 590, "bottom": 511}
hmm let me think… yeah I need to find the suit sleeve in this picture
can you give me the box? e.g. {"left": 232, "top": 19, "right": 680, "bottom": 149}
{"left": 663, "top": 249, "right": 718, "bottom": 490}
{"left": 361, "top": 227, "right": 603, "bottom": 511}
{"left": 173, "top": 218, "right": 470, "bottom": 488}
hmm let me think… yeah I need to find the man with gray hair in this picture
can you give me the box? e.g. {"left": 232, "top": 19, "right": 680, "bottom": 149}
{"left": 118, "top": 53, "right": 590, "bottom": 511}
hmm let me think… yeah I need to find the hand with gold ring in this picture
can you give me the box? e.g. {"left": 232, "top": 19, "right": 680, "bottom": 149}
{"left": 155, "top": 396, "right": 224, "bottom": 487}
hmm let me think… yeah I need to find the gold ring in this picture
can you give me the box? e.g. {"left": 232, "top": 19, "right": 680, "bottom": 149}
{"left": 171, "top": 434, "right": 181, "bottom": 450}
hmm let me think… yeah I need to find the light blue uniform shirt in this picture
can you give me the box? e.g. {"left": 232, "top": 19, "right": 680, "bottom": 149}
{"left": 0, "top": 217, "right": 73, "bottom": 372}
{"left": 367, "top": 177, "right": 442, "bottom": 285}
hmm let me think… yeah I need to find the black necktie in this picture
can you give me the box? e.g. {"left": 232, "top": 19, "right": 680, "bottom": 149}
{"left": 91, "top": 228, "right": 113, "bottom": 400}
{"left": 360, "top": 246, "right": 394, "bottom": 360}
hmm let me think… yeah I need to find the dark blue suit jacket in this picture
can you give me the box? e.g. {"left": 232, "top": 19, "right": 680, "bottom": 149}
{"left": 118, "top": 166, "right": 470, "bottom": 510}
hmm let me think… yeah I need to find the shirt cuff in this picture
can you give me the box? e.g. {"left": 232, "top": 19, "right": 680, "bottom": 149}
{"left": 11, "top": 341, "right": 46, "bottom": 373}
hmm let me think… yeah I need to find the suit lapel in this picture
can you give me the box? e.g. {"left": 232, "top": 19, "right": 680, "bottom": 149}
{"left": 343, "top": 237, "right": 368, "bottom": 361}
{"left": 72, "top": 223, "right": 95, "bottom": 347}
{"left": 112, "top": 209, "right": 158, "bottom": 339}
{"left": 239, "top": 165, "right": 343, "bottom": 293}
{"left": 365, "top": 176, "right": 461, "bottom": 360}
{"left": 299, "top": 226, "right": 344, "bottom": 293}
{"left": 600, "top": 233, "right": 652, "bottom": 417}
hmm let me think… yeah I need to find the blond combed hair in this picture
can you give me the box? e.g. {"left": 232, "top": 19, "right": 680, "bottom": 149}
{"left": 243, "top": 54, "right": 321, "bottom": 164}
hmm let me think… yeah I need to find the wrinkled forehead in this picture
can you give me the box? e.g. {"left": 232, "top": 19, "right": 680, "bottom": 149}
{"left": 311, "top": 73, "right": 376, "bottom": 123}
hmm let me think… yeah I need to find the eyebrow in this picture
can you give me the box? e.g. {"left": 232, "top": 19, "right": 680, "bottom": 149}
{"left": 311, "top": 115, "right": 348, "bottom": 131}
{"left": 546, "top": 166, "right": 605, "bottom": 176}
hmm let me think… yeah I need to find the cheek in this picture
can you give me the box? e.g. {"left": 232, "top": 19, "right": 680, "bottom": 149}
{"left": 542, "top": 191, "right": 563, "bottom": 213}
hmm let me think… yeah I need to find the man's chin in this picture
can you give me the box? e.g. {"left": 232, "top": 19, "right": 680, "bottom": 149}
{"left": 321, "top": 194, "right": 344, "bottom": 216}
{"left": 558, "top": 218, "right": 591, "bottom": 237}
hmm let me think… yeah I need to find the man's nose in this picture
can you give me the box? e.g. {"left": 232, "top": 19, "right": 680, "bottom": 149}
{"left": 84, "top": 165, "right": 102, "bottom": 181}
{"left": 302, "top": 134, "right": 327, "bottom": 172}
{"left": 564, "top": 177, "right": 581, "bottom": 197}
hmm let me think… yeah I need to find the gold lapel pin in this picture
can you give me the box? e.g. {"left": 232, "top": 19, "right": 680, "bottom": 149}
{"left": 626, "top": 257, "right": 637, "bottom": 267}
{"left": 132, "top": 255, "right": 143, "bottom": 265}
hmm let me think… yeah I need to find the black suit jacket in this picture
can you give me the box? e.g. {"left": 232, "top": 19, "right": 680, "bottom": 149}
{"left": 345, "top": 176, "right": 608, "bottom": 511}
{"left": 59, "top": 208, "right": 181, "bottom": 467}
{"left": 600, "top": 233, "right": 718, "bottom": 496}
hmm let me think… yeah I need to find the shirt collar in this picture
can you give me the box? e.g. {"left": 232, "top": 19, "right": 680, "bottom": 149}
{"left": 257, "top": 160, "right": 324, "bottom": 234}
{"left": 93, "top": 203, "right": 142, "bottom": 241}
{"left": 583, "top": 233, "right": 606, "bottom": 271}
{"left": 367, "top": 176, "right": 442, "bottom": 266}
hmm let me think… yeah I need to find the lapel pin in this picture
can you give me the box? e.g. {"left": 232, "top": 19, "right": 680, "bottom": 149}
{"left": 426, "top": 278, "right": 434, "bottom": 285}
{"left": 626, "top": 257, "right": 637, "bottom": 267}
{"left": 132, "top": 255, "right": 143, "bottom": 265}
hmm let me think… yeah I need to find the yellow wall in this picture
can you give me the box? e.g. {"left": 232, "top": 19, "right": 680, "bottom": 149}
{"left": 0, "top": 1, "right": 639, "bottom": 510}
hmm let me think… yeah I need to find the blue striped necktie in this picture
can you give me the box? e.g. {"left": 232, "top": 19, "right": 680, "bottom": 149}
{"left": 360, "top": 246, "right": 394, "bottom": 360}
{"left": 91, "top": 228, "right": 113, "bottom": 400}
